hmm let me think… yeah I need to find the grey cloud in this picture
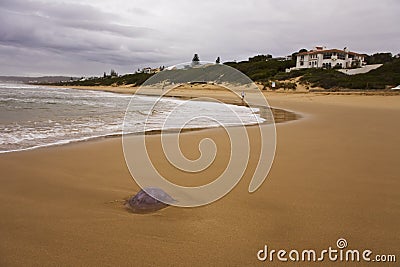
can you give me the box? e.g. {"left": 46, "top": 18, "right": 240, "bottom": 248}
{"left": 0, "top": 0, "right": 399, "bottom": 76}
{"left": 0, "top": 0, "right": 114, "bottom": 22}
{"left": 0, "top": 0, "right": 167, "bottom": 75}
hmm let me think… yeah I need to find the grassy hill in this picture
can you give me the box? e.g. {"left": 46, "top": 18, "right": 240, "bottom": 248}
{"left": 274, "top": 58, "right": 400, "bottom": 89}
{"left": 59, "top": 73, "right": 152, "bottom": 87}
{"left": 224, "top": 57, "right": 296, "bottom": 82}
{"left": 56, "top": 55, "right": 400, "bottom": 90}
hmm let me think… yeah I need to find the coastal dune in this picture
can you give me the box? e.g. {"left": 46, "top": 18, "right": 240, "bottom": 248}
{"left": 0, "top": 91, "right": 399, "bottom": 266}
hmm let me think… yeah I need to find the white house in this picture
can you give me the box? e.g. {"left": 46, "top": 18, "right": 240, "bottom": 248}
{"left": 141, "top": 67, "right": 162, "bottom": 74}
{"left": 295, "top": 46, "right": 366, "bottom": 69}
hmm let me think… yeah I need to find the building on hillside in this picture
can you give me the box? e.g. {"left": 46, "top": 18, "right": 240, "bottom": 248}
{"left": 295, "top": 46, "right": 366, "bottom": 70}
{"left": 141, "top": 67, "right": 163, "bottom": 74}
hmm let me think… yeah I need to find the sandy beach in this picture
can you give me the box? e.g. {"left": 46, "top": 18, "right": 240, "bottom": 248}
{"left": 0, "top": 88, "right": 399, "bottom": 266}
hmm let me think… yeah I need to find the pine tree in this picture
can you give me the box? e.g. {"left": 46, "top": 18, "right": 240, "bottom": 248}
{"left": 110, "top": 69, "right": 118, "bottom": 77}
{"left": 192, "top": 53, "right": 200, "bottom": 65}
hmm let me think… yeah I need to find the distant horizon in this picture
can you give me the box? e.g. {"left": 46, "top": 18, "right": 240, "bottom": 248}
{"left": 1, "top": 0, "right": 399, "bottom": 76}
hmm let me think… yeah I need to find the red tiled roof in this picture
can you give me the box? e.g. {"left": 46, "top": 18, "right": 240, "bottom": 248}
{"left": 298, "top": 49, "right": 365, "bottom": 57}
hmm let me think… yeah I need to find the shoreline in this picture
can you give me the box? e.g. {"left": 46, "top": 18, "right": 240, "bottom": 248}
{"left": 45, "top": 84, "right": 400, "bottom": 96}
{"left": 0, "top": 84, "right": 299, "bottom": 155}
{"left": 3, "top": 82, "right": 396, "bottom": 157}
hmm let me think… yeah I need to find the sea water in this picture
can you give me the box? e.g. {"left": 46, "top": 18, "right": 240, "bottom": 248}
{"left": 0, "top": 83, "right": 264, "bottom": 153}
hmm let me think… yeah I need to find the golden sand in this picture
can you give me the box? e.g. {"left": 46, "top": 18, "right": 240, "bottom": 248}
{"left": 0, "top": 88, "right": 399, "bottom": 266}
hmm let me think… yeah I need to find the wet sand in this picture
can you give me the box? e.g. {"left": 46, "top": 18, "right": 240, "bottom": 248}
{"left": 0, "top": 89, "right": 399, "bottom": 266}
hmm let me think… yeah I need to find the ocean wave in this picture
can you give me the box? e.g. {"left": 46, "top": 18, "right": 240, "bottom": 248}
{"left": 0, "top": 84, "right": 264, "bottom": 153}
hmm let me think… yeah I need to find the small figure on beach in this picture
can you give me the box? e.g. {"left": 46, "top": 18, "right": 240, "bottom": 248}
{"left": 241, "top": 91, "right": 245, "bottom": 101}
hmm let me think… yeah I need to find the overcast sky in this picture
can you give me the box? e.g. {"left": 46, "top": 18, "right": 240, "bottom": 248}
{"left": 0, "top": 0, "right": 399, "bottom": 76}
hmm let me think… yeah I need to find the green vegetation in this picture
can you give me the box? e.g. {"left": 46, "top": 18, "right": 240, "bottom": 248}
{"left": 366, "top": 53, "right": 394, "bottom": 65}
{"left": 273, "top": 69, "right": 309, "bottom": 80}
{"left": 226, "top": 54, "right": 400, "bottom": 90}
{"left": 224, "top": 55, "right": 296, "bottom": 82}
{"left": 62, "top": 72, "right": 152, "bottom": 87}
{"left": 298, "top": 58, "right": 400, "bottom": 89}
{"left": 57, "top": 53, "right": 400, "bottom": 90}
